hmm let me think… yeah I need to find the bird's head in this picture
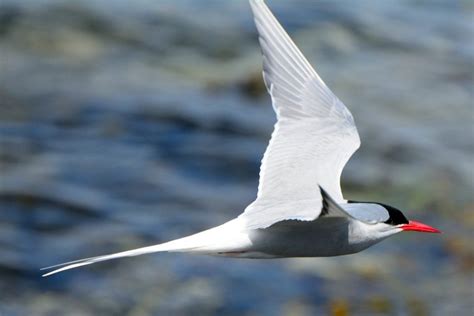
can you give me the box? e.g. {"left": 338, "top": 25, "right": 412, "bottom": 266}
{"left": 381, "top": 203, "right": 440, "bottom": 234}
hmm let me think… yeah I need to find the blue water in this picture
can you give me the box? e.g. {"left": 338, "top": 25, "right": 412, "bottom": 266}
{"left": 0, "top": 1, "right": 472, "bottom": 315}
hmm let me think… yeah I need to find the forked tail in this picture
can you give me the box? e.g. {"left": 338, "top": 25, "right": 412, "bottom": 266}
{"left": 41, "top": 239, "right": 193, "bottom": 277}
{"left": 41, "top": 219, "right": 249, "bottom": 276}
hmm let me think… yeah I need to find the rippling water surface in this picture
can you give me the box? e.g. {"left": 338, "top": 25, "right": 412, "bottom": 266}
{"left": 0, "top": 0, "right": 473, "bottom": 315}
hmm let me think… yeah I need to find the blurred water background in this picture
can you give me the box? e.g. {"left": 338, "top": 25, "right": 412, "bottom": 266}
{"left": 0, "top": 0, "right": 473, "bottom": 315}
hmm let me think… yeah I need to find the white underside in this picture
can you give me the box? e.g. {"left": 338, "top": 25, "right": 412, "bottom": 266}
{"left": 41, "top": 0, "right": 402, "bottom": 277}
{"left": 42, "top": 216, "right": 400, "bottom": 276}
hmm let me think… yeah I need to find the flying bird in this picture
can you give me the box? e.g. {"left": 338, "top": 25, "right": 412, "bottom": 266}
{"left": 42, "top": 0, "right": 439, "bottom": 277}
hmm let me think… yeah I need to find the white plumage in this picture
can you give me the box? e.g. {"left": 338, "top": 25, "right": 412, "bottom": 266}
{"left": 240, "top": 0, "right": 360, "bottom": 229}
{"left": 41, "top": 0, "right": 439, "bottom": 277}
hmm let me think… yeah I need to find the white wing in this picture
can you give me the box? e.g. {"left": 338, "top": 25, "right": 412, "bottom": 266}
{"left": 240, "top": 0, "right": 360, "bottom": 229}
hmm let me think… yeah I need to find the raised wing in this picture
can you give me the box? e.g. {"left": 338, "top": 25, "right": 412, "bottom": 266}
{"left": 240, "top": 0, "right": 360, "bottom": 229}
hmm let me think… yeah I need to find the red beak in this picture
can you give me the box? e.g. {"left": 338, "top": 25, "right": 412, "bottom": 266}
{"left": 400, "top": 220, "right": 441, "bottom": 233}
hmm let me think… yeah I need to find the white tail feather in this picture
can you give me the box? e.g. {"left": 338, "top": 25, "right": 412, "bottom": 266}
{"left": 41, "top": 242, "right": 177, "bottom": 277}
{"left": 42, "top": 219, "right": 249, "bottom": 277}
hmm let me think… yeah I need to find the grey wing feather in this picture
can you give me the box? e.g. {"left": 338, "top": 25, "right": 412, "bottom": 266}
{"left": 320, "top": 187, "right": 386, "bottom": 224}
{"left": 319, "top": 186, "right": 355, "bottom": 219}
{"left": 339, "top": 203, "right": 390, "bottom": 223}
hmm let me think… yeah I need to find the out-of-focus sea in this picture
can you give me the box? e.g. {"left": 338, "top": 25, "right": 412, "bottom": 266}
{"left": 0, "top": 0, "right": 472, "bottom": 315}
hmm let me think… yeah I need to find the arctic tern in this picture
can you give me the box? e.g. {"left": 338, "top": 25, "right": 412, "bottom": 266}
{"left": 42, "top": 0, "right": 440, "bottom": 277}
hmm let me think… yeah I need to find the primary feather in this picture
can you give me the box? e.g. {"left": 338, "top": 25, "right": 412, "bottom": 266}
{"left": 240, "top": 0, "right": 360, "bottom": 229}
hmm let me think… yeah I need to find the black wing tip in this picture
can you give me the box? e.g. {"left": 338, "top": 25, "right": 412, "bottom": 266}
{"left": 318, "top": 185, "right": 327, "bottom": 195}
{"left": 318, "top": 185, "right": 330, "bottom": 216}
{"left": 318, "top": 185, "right": 331, "bottom": 201}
